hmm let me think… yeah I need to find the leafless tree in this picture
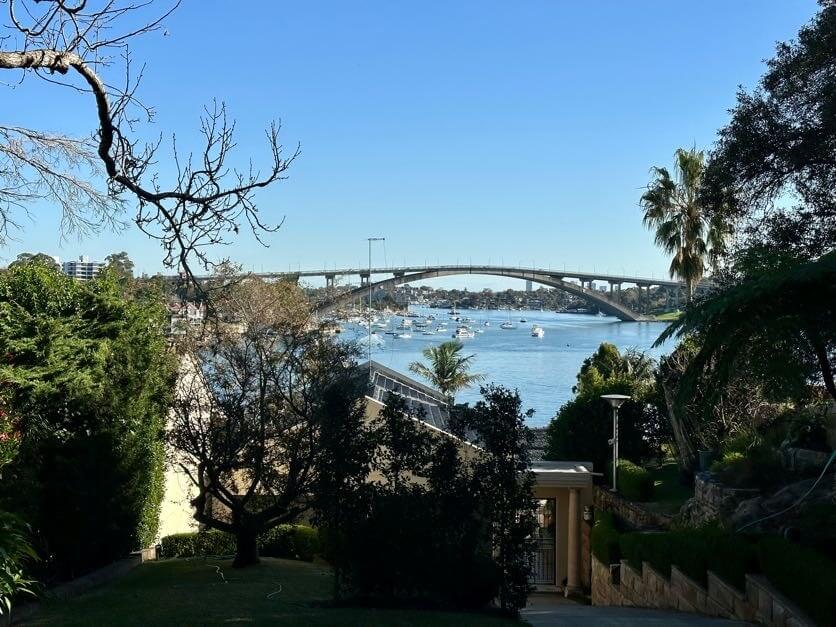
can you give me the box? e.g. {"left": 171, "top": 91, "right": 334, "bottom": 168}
{"left": 0, "top": 1, "right": 296, "bottom": 280}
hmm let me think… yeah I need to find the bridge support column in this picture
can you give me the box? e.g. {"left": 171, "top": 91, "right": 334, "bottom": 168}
{"left": 325, "top": 274, "right": 335, "bottom": 290}
{"left": 360, "top": 273, "right": 369, "bottom": 287}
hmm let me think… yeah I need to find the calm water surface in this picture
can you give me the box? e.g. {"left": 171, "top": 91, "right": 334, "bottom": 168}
{"left": 343, "top": 306, "right": 672, "bottom": 427}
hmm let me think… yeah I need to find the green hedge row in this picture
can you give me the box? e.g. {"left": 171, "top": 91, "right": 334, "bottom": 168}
{"left": 604, "top": 459, "right": 654, "bottom": 501}
{"left": 617, "top": 460, "right": 654, "bottom": 501}
{"left": 161, "top": 525, "right": 319, "bottom": 562}
{"left": 590, "top": 510, "right": 620, "bottom": 565}
{"left": 596, "top": 517, "right": 835, "bottom": 625}
{"left": 619, "top": 529, "right": 757, "bottom": 589}
{"left": 758, "top": 536, "right": 836, "bottom": 627}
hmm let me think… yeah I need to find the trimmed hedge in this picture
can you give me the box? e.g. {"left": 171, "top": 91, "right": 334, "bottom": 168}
{"left": 161, "top": 525, "right": 319, "bottom": 562}
{"left": 619, "top": 528, "right": 757, "bottom": 588}
{"left": 617, "top": 459, "right": 654, "bottom": 501}
{"left": 604, "top": 459, "right": 654, "bottom": 501}
{"left": 590, "top": 510, "right": 620, "bottom": 565}
{"left": 591, "top": 511, "right": 836, "bottom": 623}
{"left": 758, "top": 537, "right": 836, "bottom": 627}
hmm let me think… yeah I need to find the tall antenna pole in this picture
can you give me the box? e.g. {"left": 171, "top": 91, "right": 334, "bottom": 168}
{"left": 367, "top": 237, "right": 385, "bottom": 377}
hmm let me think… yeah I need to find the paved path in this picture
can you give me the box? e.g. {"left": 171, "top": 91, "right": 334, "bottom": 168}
{"left": 522, "top": 594, "right": 752, "bottom": 626}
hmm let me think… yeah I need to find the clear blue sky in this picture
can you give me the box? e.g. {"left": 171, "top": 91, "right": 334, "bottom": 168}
{"left": 3, "top": 0, "right": 819, "bottom": 288}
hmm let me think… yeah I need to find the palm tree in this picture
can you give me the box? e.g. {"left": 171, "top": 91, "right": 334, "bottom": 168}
{"left": 641, "top": 147, "right": 729, "bottom": 302}
{"left": 409, "top": 340, "right": 485, "bottom": 403}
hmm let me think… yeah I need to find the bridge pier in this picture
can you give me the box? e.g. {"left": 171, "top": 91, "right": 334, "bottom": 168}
{"left": 325, "top": 273, "right": 336, "bottom": 290}
{"left": 360, "top": 272, "right": 370, "bottom": 287}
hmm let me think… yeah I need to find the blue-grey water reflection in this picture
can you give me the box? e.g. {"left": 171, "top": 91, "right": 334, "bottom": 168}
{"left": 342, "top": 306, "right": 672, "bottom": 427}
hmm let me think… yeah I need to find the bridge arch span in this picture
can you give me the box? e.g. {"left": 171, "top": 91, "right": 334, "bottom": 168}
{"left": 315, "top": 268, "right": 649, "bottom": 322}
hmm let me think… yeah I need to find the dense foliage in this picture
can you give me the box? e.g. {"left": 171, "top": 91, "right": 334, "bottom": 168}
{"left": 160, "top": 525, "right": 319, "bottom": 562}
{"left": 703, "top": 1, "right": 836, "bottom": 268}
{"left": 607, "top": 459, "right": 654, "bottom": 501}
{"left": 640, "top": 147, "right": 729, "bottom": 301}
{"left": 546, "top": 343, "right": 666, "bottom": 476}
{"left": 597, "top": 514, "right": 836, "bottom": 625}
{"left": 0, "top": 262, "right": 175, "bottom": 581}
{"left": 758, "top": 537, "right": 836, "bottom": 627}
{"left": 169, "top": 278, "right": 362, "bottom": 568}
{"left": 590, "top": 510, "right": 621, "bottom": 566}
{"left": 323, "top": 387, "right": 536, "bottom": 616}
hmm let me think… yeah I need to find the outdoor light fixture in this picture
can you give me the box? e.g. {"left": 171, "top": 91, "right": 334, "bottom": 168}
{"left": 583, "top": 505, "right": 593, "bottom": 523}
{"left": 601, "top": 394, "right": 631, "bottom": 493}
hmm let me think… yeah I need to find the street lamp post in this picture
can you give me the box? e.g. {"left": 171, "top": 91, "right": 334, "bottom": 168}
{"left": 367, "top": 237, "right": 385, "bottom": 377}
{"left": 601, "top": 394, "right": 631, "bottom": 492}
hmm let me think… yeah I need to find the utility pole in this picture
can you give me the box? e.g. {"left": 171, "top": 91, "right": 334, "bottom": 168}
{"left": 367, "top": 237, "right": 385, "bottom": 377}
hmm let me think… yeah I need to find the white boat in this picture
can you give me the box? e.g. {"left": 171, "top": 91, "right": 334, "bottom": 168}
{"left": 452, "top": 326, "right": 475, "bottom": 339}
{"left": 422, "top": 330, "right": 436, "bottom": 335}
{"left": 396, "top": 333, "right": 412, "bottom": 339}
{"left": 397, "top": 319, "right": 412, "bottom": 329}
{"left": 483, "top": 321, "right": 490, "bottom": 326}
{"left": 531, "top": 325, "right": 545, "bottom": 338}
{"left": 500, "top": 321, "right": 515, "bottom": 330}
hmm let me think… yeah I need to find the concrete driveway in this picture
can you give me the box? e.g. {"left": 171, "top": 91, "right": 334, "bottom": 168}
{"left": 522, "top": 594, "right": 753, "bottom": 626}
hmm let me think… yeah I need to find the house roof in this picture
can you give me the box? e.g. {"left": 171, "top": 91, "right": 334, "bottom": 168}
{"left": 359, "top": 360, "right": 451, "bottom": 432}
{"left": 531, "top": 461, "right": 595, "bottom": 488}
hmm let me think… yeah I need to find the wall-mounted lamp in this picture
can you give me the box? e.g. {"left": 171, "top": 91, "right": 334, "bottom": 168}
{"left": 583, "top": 505, "right": 593, "bottom": 523}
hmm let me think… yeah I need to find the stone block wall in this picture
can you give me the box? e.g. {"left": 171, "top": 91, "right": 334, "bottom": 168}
{"left": 593, "top": 486, "right": 672, "bottom": 530}
{"left": 591, "top": 555, "right": 815, "bottom": 627}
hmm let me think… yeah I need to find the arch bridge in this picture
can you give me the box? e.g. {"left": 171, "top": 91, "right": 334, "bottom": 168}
{"left": 302, "top": 265, "right": 685, "bottom": 322}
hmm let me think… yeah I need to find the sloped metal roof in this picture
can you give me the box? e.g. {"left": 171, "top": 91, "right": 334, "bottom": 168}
{"left": 361, "top": 360, "right": 451, "bottom": 432}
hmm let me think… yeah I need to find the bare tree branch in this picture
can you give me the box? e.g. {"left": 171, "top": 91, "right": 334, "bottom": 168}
{"left": 1, "top": 1, "right": 293, "bottom": 282}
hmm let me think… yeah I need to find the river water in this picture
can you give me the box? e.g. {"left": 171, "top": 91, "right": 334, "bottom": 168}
{"left": 342, "top": 306, "right": 673, "bottom": 427}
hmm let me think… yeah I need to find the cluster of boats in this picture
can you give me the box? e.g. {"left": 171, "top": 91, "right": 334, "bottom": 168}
{"left": 341, "top": 308, "right": 547, "bottom": 342}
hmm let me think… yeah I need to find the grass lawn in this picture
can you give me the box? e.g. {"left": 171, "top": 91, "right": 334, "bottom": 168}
{"left": 654, "top": 310, "right": 683, "bottom": 322}
{"left": 24, "top": 557, "right": 523, "bottom": 626}
{"left": 642, "top": 461, "right": 693, "bottom": 516}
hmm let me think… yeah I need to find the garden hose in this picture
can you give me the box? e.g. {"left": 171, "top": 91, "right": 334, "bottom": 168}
{"left": 736, "top": 451, "right": 835, "bottom": 532}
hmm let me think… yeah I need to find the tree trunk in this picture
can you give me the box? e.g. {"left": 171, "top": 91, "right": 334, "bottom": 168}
{"left": 232, "top": 529, "right": 260, "bottom": 568}
{"left": 662, "top": 380, "right": 697, "bottom": 473}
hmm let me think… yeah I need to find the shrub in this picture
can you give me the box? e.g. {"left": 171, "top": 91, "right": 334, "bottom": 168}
{"left": 619, "top": 528, "right": 757, "bottom": 589}
{"left": 606, "top": 459, "right": 654, "bottom": 501}
{"left": 590, "top": 510, "right": 621, "bottom": 565}
{"left": 758, "top": 537, "right": 836, "bottom": 627}
{"left": 160, "top": 530, "right": 235, "bottom": 558}
{"left": 160, "top": 525, "right": 318, "bottom": 561}
{"left": 708, "top": 444, "right": 783, "bottom": 490}
{"left": 289, "top": 525, "right": 319, "bottom": 562}
{"left": 0, "top": 265, "right": 175, "bottom": 580}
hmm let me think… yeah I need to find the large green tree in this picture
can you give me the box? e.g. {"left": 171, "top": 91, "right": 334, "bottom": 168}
{"left": 655, "top": 2, "right": 836, "bottom": 447}
{"left": 546, "top": 343, "right": 667, "bottom": 474}
{"left": 169, "top": 278, "right": 361, "bottom": 568}
{"left": 641, "top": 147, "right": 729, "bottom": 301}
{"left": 409, "top": 340, "right": 484, "bottom": 403}
{"left": 0, "top": 261, "right": 175, "bottom": 579}
{"left": 702, "top": 1, "right": 836, "bottom": 270}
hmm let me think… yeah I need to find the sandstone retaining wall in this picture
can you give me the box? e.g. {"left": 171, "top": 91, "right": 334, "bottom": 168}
{"left": 591, "top": 555, "right": 815, "bottom": 627}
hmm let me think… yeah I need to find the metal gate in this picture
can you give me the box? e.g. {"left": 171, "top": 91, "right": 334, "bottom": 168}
{"left": 531, "top": 498, "right": 556, "bottom": 585}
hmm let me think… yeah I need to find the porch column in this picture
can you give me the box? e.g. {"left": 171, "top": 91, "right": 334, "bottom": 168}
{"left": 565, "top": 487, "right": 581, "bottom": 596}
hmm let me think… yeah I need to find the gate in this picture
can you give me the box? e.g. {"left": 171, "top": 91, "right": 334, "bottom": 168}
{"left": 531, "top": 498, "right": 556, "bottom": 585}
